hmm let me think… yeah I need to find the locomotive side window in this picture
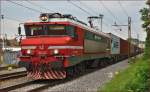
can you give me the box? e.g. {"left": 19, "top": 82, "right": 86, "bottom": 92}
{"left": 66, "top": 26, "right": 77, "bottom": 38}
{"left": 85, "top": 31, "right": 107, "bottom": 43}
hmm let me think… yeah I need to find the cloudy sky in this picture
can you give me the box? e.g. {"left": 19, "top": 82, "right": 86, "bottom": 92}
{"left": 0, "top": 0, "right": 148, "bottom": 41}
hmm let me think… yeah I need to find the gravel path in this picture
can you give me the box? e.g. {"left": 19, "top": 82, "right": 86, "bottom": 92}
{"left": 42, "top": 59, "right": 129, "bottom": 92}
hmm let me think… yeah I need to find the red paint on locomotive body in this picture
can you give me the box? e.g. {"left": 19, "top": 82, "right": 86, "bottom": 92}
{"left": 21, "top": 22, "right": 83, "bottom": 59}
{"left": 19, "top": 19, "right": 86, "bottom": 79}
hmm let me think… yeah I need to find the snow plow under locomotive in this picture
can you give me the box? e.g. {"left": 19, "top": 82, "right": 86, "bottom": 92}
{"left": 18, "top": 13, "right": 143, "bottom": 80}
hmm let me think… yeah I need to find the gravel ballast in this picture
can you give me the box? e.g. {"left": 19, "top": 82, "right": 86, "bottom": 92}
{"left": 43, "top": 59, "right": 129, "bottom": 92}
{"left": 0, "top": 59, "right": 130, "bottom": 92}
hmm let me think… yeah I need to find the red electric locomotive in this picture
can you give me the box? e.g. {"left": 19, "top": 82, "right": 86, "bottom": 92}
{"left": 18, "top": 13, "right": 111, "bottom": 79}
{"left": 18, "top": 13, "right": 142, "bottom": 80}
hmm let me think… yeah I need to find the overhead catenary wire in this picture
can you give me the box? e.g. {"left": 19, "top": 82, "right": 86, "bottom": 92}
{"left": 78, "top": 1, "right": 112, "bottom": 26}
{"left": 98, "top": 1, "right": 130, "bottom": 37}
{"left": 6, "top": 0, "right": 42, "bottom": 13}
{"left": 78, "top": 1, "right": 98, "bottom": 15}
{"left": 68, "top": 0, "right": 93, "bottom": 16}
{"left": 5, "top": 16, "right": 23, "bottom": 23}
{"left": 68, "top": 0, "right": 110, "bottom": 28}
{"left": 118, "top": 0, "right": 129, "bottom": 17}
{"left": 0, "top": 0, "right": 146, "bottom": 42}
{"left": 118, "top": 0, "right": 139, "bottom": 38}
{"left": 99, "top": 0, "right": 123, "bottom": 25}
{"left": 71, "top": 1, "right": 126, "bottom": 35}
{"left": 69, "top": 1, "right": 120, "bottom": 34}
{"left": 77, "top": 1, "right": 126, "bottom": 38}
{"left": 71, "top": 1, "right": 111, "bottom": 26}
{"left": 26, "top": 1, "right": 55, "bottom": 13}
{"left": 78, "top": 1, "right": 111, "bottom": 26}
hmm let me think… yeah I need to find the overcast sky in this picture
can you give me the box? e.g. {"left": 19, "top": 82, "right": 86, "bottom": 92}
{"left": 0, "top": 0, "right": 148, "bottom": 41}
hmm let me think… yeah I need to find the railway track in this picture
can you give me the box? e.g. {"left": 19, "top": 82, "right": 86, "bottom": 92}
{"left": 28, "top": 58, "right": 132, "bottom": 92}
{"left": 0, "top": 66, "right": 21, "bottom": 71}
{"left": 0, "top": 67, "right": 98, "bottom": 92}
{"left": 0, "top": 57, "right": 132, "bottom": 92}
{"left": 0, "top": 61, "right": 118, "bottom": 91}
{"left": 0, "top": 66, "right": 8, "bottom": 71}
{"left": 0, "top": 71, "right": 27, "bottom": 81}
{"left": 16, "top": 67, "right": 107, "bottom": 92}
{"left": 0, "top": 80, "right": 35, "bottom": 92}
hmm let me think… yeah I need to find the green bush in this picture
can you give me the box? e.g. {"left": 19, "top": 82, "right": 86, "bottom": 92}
{"left": 99, "top": 58, "right": 150, "bottom": 92}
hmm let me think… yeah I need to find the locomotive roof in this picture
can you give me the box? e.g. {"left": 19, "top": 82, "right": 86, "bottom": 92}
{"left": 25, "top": 18, "right": 110, "bottom": 38}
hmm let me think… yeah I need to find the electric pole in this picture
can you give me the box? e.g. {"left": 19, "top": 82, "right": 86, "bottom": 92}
{"left": 128, "top": 17, "right": 131, "bottom": 59}
{"left": 112, "top": 17, "right": 132, "bottom": 61}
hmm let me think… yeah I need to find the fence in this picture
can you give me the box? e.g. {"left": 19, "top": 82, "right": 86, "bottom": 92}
{"left": 3, "top": 48, "right": 21, "bottom": 65}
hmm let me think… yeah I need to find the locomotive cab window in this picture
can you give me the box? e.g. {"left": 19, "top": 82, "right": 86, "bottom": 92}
{"left": 25, "top": 26, "right": 43, "bottom": 36}
{"left": 47, "top": 25, "right": 67, "bottom": 35}
{"left": 24, "top": 25, "right": 77, "bottom": 37}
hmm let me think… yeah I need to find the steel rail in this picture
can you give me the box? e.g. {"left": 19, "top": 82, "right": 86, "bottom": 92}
{"left": 0, "top": 80, "right": 35, "bottom": 92}
{"left": 0, "top": 71, "right": 26, "bottom": 81}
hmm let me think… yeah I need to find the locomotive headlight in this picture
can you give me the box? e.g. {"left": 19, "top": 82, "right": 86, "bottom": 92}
{"left": 53, "top": 49, "right": 59, "bottom": 55}
{"left": 40, "top": 16, "right": 48, "bottom": 22}
{"left": 27, "top": 49, "right": 31, "bottom": 54}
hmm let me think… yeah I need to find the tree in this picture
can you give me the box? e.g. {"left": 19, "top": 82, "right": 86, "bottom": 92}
{"left": 140, "top": 8, "right": 150, "bottom": 59}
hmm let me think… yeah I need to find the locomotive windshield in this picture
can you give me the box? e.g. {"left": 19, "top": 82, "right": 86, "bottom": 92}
{"left": 24, "top": 25, "right": 76, "bottom": 37}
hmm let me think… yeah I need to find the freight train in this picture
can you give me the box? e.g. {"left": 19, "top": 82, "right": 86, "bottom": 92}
{"left": 18, "top": 13, "right": 142, "bottom": 79}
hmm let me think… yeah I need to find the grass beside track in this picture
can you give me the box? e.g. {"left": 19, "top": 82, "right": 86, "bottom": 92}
{"left": 98, "top": 56, "right": 150, "bottom": 92}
